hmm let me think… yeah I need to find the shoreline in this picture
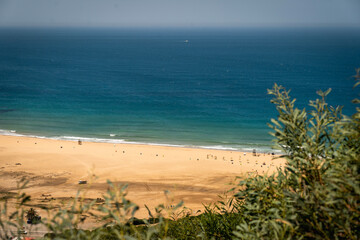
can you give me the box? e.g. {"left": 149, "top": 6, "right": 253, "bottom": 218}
{"left": 0, "top": 134, "right": 285, "bottom": 224}
{"left": 0, "top": 129, "right": 280, "bottom": 154}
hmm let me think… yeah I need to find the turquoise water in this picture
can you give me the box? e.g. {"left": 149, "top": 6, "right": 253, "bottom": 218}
{"left": 0, "top": 28, "right": 359, "bottom": 151}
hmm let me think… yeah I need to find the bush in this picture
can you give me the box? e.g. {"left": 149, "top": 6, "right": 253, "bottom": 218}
{"left": 233, "top": 69, "right": 360, "bottom": 239}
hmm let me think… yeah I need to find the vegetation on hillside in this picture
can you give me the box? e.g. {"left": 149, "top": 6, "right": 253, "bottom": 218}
{"left": 0, "top": 70, "right": 359, "bottom": 239}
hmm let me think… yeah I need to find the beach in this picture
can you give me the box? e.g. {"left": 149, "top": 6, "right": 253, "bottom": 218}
{"left": 0, "top": 9, "right": 357, "bottom": 238}
{"left": 0, "top": 135, "right": 285, "bottom": 221}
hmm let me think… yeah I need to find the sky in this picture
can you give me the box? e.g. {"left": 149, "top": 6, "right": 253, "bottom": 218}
{"left": 0, "top": 0, "right": 359, "bottom": 28}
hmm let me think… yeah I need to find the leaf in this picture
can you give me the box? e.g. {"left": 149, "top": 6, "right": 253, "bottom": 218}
{"left": 144, "top": 204, "right": 153, "bottom": 219}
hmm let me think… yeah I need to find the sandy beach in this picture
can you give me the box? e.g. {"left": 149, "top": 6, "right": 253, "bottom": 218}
{"left": 0, "top": 135, "right": 285, "bottom": 221}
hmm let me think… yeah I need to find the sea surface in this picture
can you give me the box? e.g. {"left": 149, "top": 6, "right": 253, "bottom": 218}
{"left": 0, "top": 28, "right": 359, "bottom": 152}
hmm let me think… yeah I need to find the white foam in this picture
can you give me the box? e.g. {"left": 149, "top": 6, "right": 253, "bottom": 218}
{"left": 198, "top": 145, "right": 239, "bottom": 151}
{"left": 52, "top": 136, "right": 128, "bottom": 144}
{"left": 0, "top": 129, "right": 23, "bottom": 137}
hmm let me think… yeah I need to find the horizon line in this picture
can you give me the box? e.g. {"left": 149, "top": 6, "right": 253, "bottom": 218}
{"left": 0, "top": 25, "right": 359, "bottom": 30}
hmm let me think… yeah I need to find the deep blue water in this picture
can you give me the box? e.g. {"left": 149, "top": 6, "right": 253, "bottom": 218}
{"left": 0, "top": 28, "right": 359, "bottom": 151}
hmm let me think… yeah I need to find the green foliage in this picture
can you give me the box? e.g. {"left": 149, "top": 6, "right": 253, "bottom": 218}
{"left": 163, "top": 195, "right": 244, "bottom": 239}
{"left": 0, "top": 178, "right": 30, "bottom": 239}
{"left": 233, "top": 69, "right": 360, "bottom": 239}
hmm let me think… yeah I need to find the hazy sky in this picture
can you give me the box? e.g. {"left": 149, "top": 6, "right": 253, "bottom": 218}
{"left": 0, "top": 0, "right": 359, "bottom": 28}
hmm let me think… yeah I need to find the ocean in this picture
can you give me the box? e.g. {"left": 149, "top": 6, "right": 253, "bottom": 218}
{"left": 0, "top": 28, "right": 359, "bottom": 152}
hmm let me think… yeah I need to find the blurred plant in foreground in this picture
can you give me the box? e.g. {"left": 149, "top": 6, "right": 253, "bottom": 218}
{"left": 233, "top": 69, "right": 360, "bottom": 239}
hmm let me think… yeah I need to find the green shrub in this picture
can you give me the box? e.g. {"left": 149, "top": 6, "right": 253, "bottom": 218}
{"left": 233, "top": 69, "right": 360, "bottom": 239}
